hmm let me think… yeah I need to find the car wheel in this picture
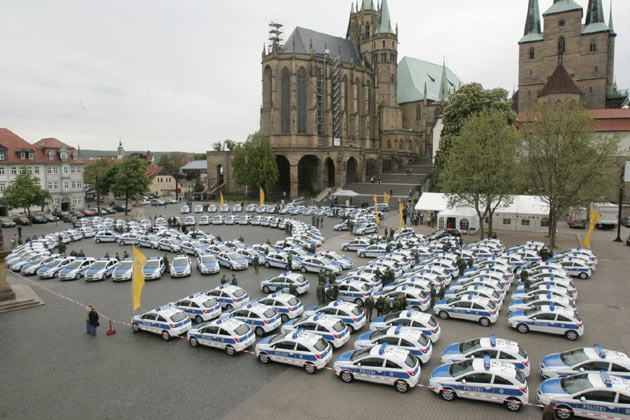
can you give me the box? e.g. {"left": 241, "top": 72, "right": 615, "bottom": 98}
{"left": 555, "top": 405, "right": 574, "bottom": 419}
{"left": 300, "top": 267, "right": 307, "bottom": 273}
{"left": 359, "top": 253, "right": 366, "bottom": 258}
{"left": 346, "top": 324, "right": 355, "bottom": 333}
{"left": 395, "top": 380, "right": 409, "bottom": 393}
{"left": 565, "top": 330, "right": 578, "bottom": 341}
{"left": 262, "top": 286, "right": 271, "bottom": 294}
{"left": 258, "top": 353, "right": 270, "bottom": 364}
{"left": 132, "top": 323, "right": 139, "bottom": 333}
{"left": 195, "top": 315, "right": 203, "bottom": 324}
{"left": 439, "top": 389, "right": 456, "bottom": 401}
{"left": 255, "top": 326, "right": 264, "bottom": 337}
{"left": 504, "top": 398, "right": 522, "bottom": 412}
{"left": 281, "top": 314, "right": 289, "bottom": 323}
{"left": 579, "top": 272, "right": 588, "bottom": 280}
{"left": 265, "top": 262, "right": 270, "bottom": 268}
{"left": 439, "top": 310, "right": 449, "bottom": 320}
{"left": 354, "top": 298, "right": 363, "bottom": 306}
{"left": 189, "top": 337, "right": 198, "bottom": 347}
{"left": 517, "top": 323, "right": 529, "bottom": 334}
{"left": 95, "top": 239, "right": 101, "bottom": 243}
{"left": 161, "top": 330, "right": 170, "bottom": 341}
{"left": 340, "top": 370, "right": 354, "bottom": 383}
{"left": 225, "top": 304, "right": 233, "bottom": 310}
{"left": 479, "top": 317, "right": 491, "bottom": 327}
{"left": 225, "top": 345, "right": 236, "bottom": 356}
{"left": 304, "top": 363, "right": 316, "bottom": 374}
{"left": 343, "top": 246, "right": 349, "bottom": 251}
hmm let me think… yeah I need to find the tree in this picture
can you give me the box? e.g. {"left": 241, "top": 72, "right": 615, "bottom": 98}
{"left": 232, "top": 131, "right": 279, "bottom": 195}
{"left": 193, "top": 153, "right": 206, "bottom": 160}
{"left": 212, "top": 142, "right": 223, "bottom": 152}
{"left": 223, "top": 139, "right": 237, "bottom": 151}
{"left": 522, "top": 101, "right": 619, "bottom": 249}
{"left": 1, "top": 169, "right": 52, "bottom": 217}
{"left": 440, "top": 109, "right": 520, "bottom": 239}
{"left": 84, "top": 159, "right": 113, "bottom": 196}
{"left": 157, "top": 153, "right": 188, "bottom": 199}
{"left": 434, "top": 83, "right": 517, "bottom": 188}
{"left": 106, "top": 157, "right": 151, "bottom": 215}
{"left": 193, "top": 177, "right": 205, "bottom": 193}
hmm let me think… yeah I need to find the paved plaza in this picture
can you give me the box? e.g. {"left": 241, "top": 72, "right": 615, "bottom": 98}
{"left": 1, "top": 204, "right": 629, "bottom": 420}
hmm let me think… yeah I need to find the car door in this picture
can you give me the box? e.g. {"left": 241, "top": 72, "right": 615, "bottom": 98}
{"left": 199, "top": 325, "right": 220, "bottom": 347}
{"left": 295, "top": 343, "right": 312, "bottom": 364}
{"left": 140, "top": 313, "right": 158, "bottom": 333}
{"left": 451, "top": 301, "right": 472, "bottom": 320}
{"left": 575, "top": 361, "right": 610, "bottom": 375}
{"left": 176, "top": 300, "right": 191, "bottom": 315}
{"left": 574, "top": 390, "right": 617, "bottom": 415}
{"left": 530, "top": 313, "right": 556, "bottom": 333}
{"left": 272, "top": 341, "right": 297, "bottom": 362}
{"left": 458, "top": 373, "right": 493, "bottom": 401}
{"left": 356, "top": 357, "right": 385, "bottom": 384}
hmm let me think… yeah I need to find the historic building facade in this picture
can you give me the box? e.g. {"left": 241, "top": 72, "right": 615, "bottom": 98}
{"left": 516, "top": 0, "right": 627, "bottom": 113}
{"left": 208, "top": 0, "right": 461, "bottom": 198}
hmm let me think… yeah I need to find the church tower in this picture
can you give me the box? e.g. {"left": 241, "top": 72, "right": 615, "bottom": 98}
{"left": 116, "top": 141, "right": 125, "bottom": 161}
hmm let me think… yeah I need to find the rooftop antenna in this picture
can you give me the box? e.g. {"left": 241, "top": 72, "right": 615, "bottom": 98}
{"left": 268, "top": 21, "right": 284, "bottom": 51}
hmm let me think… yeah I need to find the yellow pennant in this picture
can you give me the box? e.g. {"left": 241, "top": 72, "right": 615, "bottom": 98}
{"left": 581, "top": 208, "right": 602, "bottom": 248}
{"left": 399, "top": 201, "right": 404, "bottom": 230}
{"left": 219, "top": 190, "right": 224, "bottom": 206}
{"left": 260, "top": 186, "right": 265, "bottom": 205}
{"left": 383, "top": 192, "right": 391, "bottom": 205}
{"left": 132, "top": 247, "right": 147, "bottom": 312}
{"left": 373, "top": 196, "right": 380, "bottom": 224}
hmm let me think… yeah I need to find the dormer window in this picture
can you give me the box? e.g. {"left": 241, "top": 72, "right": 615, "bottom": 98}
{"left": 20, "top": 152, "right": 25, "bottom": 160}
{"left": 48, "top": 151, "right": 55, "bottom": 160}
{"left": 0, "top": 152, "right": 5, "bottom": 161}
{"left": 72, "top": 152, "right": 78, "bottom": 160}
{"left": 60, "top": 152, "right": 68, "bottom": 160}
{"left": 28, "top": 152, "right": 34, "bottom": 159}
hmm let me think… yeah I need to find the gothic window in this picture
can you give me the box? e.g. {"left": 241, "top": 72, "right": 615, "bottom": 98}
{"left": 297, "top": 67, "right": 307, "bottom": 134}
{"left": 387, "top": 140, "right": 391, "bottom": 149}
{"left": 595, "top": 65, "right": 599, "bottom": 73}
{"left": 365, "top": 24, "right": 370, "bottom": 38}
{"left": 372, "top": 54, "right": 377, "bottom": 65}
{"left": 416, "top": 104, "right": 422, "bottom": 121}
{"left": 390, "top": 53, "right": 396, "bottom": 63}
{"left": 382, "top": 40, "right": 385, "bottom": 48}
{"left": 529, "top": 47, "right": 535, "bottom": 59}
{"left": 590, "top": 39, "right": 597, "bottom": 53}
{"left": 281, "top": 67, "right": 290, "bottom": 134}
{"left": 559, "top": 19, "right": 566, "bottom": 27}
{"left": 381, "top": 52, "right": 387, "bottom": 62}
{"left": 558, "top": 37, "right": 565, "bottom": 55}
{"left": 263, "top": 66, "right": 272, "bottom": 109}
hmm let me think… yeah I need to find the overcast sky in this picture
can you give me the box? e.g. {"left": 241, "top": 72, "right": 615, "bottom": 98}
{"left": 1, "top": 0, "right": 628, "bottom": 153}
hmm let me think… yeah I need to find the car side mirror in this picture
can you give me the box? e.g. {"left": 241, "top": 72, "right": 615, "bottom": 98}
{"left": 578, "top": 367, "right": 584, "bottom": 372}
{"left": 461, "top": 379, "right": 466, "bottom": 384}
{"left": 580, "top": 396, "right": 586, "bottom": 402}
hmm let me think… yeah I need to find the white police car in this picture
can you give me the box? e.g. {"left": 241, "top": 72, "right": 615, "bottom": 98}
{"left": 304, "top": 299, "right": 366, "bottom": 333}
{"left": 353, "top": 223, "right": 378, "bottom": 236}
{"left": 195, "top": 254, "right": 220, "bottom": 275}
{"left": 326, "top": 280, "right": 373, "bottom": 306}
{"left": 558, "top": 259, "right": 594, "bottom": 279}
{"left": 112, "top": 259, "right": 134, "bottom": 282}
{"left": 37, "top": 256, "right": 76, "bottom": 279}
{"left": 370, "top": 310, "right": 441, "bottom": 342}
{"left": 341, "top": 238, "right": 370, "bottom": 252}
{"left": 187, "top": 318, "right": 255, "bottom": 356}
{"left": 540, "top": 345, "right": 630, "bottom": 379}
{"left": 258, "top": 293, "right": 304, "bottom": 323}
{"left": 445, "top": 285, "right": 504, "bottom": 307}
{"left": 340, "top": 273, "right": 382, "bottom": 292}
{"left": 170, "top": 255, "right": 192, "bottom": 278}
{"left": 58, "top": 257, "right": 96, "bottom": 280}
{"left": 181, "top": 205, "right": 190, "bottom": 214}
{"left": 94, "top": 231, "right": 118, "bottom": 243}
{"left": 334, "top": 343, "right": 420, "bottom": 393}
{"left": 158, "top": 238, "right": 182, "bottom": 253}
{"left": 142, "top": 257, "right": 166, "bottom": 280}
{"left": 508, "top": 304, "right": 584, "bottom": 341}
{"left": 131, "top": 305, "right": 192, "bottom": 341}
{"left": 537, "top": 371, "right": 630, "bottom": 420}
{"left": 434, "top": 295, "right": 499, "bottom": 327}
{"left": 298, "top": 256, "right": 342, "bottom": 275}
{"left": 263, "top": 252, "right": 295, "bottom": 270}
{"left": 22, "top": 255, "right": 59, "bottom": 275}
{"left": 319, "top": 250, "right": 353, "bottom": 269}
{"left": 358, "top": 244, "right": 388, "bottom": 258}
{"left": 508, "top": 293, "right": 575, "bottom": 313}
{"left": 429, "top": 356, "right": 529, "bottom": 412}
{"left": 375, "top": 286, "right": 430, "bottom": 312}
{"left": 281, "top": 313, "right": 351, "bottom": 349}
{"left": 84, "top": 258, "right": 119, "bottom": 282}
{"left": 256, "top": 329, "right": 333, "bottom": 374}
{"left": 206, "top": 284, "right": 249, "bottom": 310}
{"left": 217, "top": 252, "right": 248, "bottom": 271}
{"left": 228, "top": 302, "right": 282, "bottom": 336}
{"left": 260, "top": 272, "right": 309, "bottom": 295}
{"left": 441, "top": 335, "right": 530, "bottom": 377}
{"left": 174, "top": 292, "right": 222, "bottom": 324}
{"left": 354, "top": 325, "right": 433, "bottom": 364}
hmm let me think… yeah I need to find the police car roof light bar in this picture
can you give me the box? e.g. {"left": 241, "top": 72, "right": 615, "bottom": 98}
{"left": 395, "top": 324, "right": 403, "bottom": 335}
{"left": 379, "top": 343, "right": 388, "bottom": 355}
{"left": 490, "top": 334, "right": 496, "bottom": 347}
{"left": 593, "top": 345, "right": 606, "bottom": 359}
{"left": 293, "top": 328, "right": 304, "bottom": 339}
{"left": 483, "top": 354, "right": 491, "bottom": 370}
{"left": 601, "top": 371, "right": 613, "bottom": 387}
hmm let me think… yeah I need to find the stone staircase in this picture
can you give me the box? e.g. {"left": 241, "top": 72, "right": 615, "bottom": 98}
{"left": 0, "top": 284, "right": 45, "bottom": 314}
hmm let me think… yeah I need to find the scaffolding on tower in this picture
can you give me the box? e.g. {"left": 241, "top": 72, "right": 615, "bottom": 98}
{"left": 268, "top": 21, "right": 283, "bottom": 50}
{"left": 331, "top": 53, "right": 342, "bottom": 146}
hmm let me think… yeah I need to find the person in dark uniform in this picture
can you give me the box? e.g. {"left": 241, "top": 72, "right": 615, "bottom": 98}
{"left": 364, "top": 296, "right": 374, "bottom": 321}
{"left": 231, "top": 274, "right": 238, "bottom": 286}
{"left": 399, "top": 293, "right": 407, "bottom": 311}
{"left": 287, "top": 255, "right": 293, "bottom": 270}
{"left": 123, "top": 250, "right": 129, "bottom": 259}
{"left": 319, "top": 283, "right": 327, "bottom": 304}
{"left": 332, "top": 284, "right": 339, "bottom": 300}
{"left": 163, "top": 254, "right": 170, "bottom": 273}
{"left": 220, "top": 275, "right": 228, "bottom": 285}
{"left": 289, "top": 284, "right": 297, "bottom": 296}
{"left": 542, "top": 400, "right": 556, "bottom": 420}
{"left": 376, "top": 296, "right": 384, "bottom": 317}
{"left": 253, "top": 255, "right": 259, "bottom": 274}
{"left": 318, "top": 270, "right": 325, "bottom": 285}
{"left": 328, "top": 272, "right": 336, "bottom": 285}
{"left": 392, "top": 296, "right": 401, "bottom": 313}
{"left": 316, "top": 283, "right": 323, "bottom": 304}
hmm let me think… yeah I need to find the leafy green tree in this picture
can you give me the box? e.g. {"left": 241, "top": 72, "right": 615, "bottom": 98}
{"left": 212, "top": 142, "right": 223, "bottom": 152}
{"left": 232, "top": 131, "right": 279, "bottom": 196}
{"left": 84, "top": 159, "right": 113, "bottom": 194}
{"left": 223, "top": 139, "right": 237, "bottom": 151}
{"left": 434, "top": 83, "right": 516, "bottom": 188}
{"left": 1, "top": 169, "right": 52, "bottom": 217}
{"left": 193, "top": 177, "right": 205, "bottom": 193}
{"left": 106, "top": 157, "right": 151, "bottom": 215}
{"left": 193, "top": 153, "right": 206, "bottom": 160}
{"left": 440, "top": 109, "right": 520, "bottom": 239}
{"left": 157, "top": 153, "right": 187, "bottom": 199}
{"left": 522, "top": 101, "right": 620, "bottom": 248}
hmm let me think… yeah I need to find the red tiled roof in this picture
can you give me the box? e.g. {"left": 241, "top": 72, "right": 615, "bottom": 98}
{"left": 539, "top": 64, "right": 582, "bottom": 97}
{"left": 0, "top": 128, "right": 85, "bottom": 164}
{"left": 146, "top": 166, "right": 168, "bottom": 178}
{"left": 518, "top": 108, "right": 630, "bottom": 133}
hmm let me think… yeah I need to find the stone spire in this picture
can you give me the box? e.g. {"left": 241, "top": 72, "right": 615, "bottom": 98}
{"left": 440, "top": 58, "right": 448, "bottom": 104}
{"left": 523, "top": 0, "right": 541, "bottom": 36}
{"left": 609, "top": 0, "right": 616, "bottom": 35}
{"left": 377, "top": 0, "right": 394, "bottom": 34}
{"left": 586, "top": 0, "right": 605, "bottom": 25}
{"left": 362, "top": 0, "right": 372, "bottom": 11}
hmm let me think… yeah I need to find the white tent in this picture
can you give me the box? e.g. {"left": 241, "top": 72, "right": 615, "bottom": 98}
{"left": 437, "top": 207, "right": 479, "bottom": 233}
{"left": 332, "top": 189, "right": 360, "bottom": 197}
{"left": 415, "top": 192, "right": 448, "bottom": 212}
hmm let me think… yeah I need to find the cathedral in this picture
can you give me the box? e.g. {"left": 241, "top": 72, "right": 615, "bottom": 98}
{"left": 256, "top": 0, "right": 461, "bottom": 198}
{"left": 515, "top": 0, "right": 627, "bottom": 113}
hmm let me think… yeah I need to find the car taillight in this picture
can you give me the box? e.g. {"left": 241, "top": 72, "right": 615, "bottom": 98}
{"left": 494, "top": 299, "right": 499, "bottom": 303}
{"left": 577, "top": 322, "right": 582, "bottom": 327}
{"left": 235, "top": 337, "right": 242, "bottom": 342}
{"left": 407, "top": 370, "right": 416, "bottom": 377}
{"left": 421, "top": 348, "right": 427, "bottom": 354}
{"left": 523, "top": 361, "right": 529, "bottom": 366}
{"left": 362, "top": 292, "right": 368, "bottom": 296}
{"left": 489, "top": 310, "right": 495, "bottom": 315}
{"left": 315, "top": 354, "right": 323, "bottom": 359}
{"left": 232, "top": 298, "right": 237, "bottom": 302}
{"left": 202, "top": 309, "right": 208, "bottom": 313}
{"left": 263, "top": 319, "right": 269, "bottom": 324}
{"left": 169, "top": 323, "right": 176, "bottom": 328}
{"left": 519, "top": 387, "right": 527, "bottom": 393}
{"left": 288, "top": 307, "right": 294, "bottom": 311}
{"left": 353, "top": 317, "right": 359, "bottom": 322}
{"left": 430, "top": 329, "right": 436, "bottom": 334}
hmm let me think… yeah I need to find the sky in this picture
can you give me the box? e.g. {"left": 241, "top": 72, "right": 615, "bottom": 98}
{"left": 1, "top": 0, "right": 628, "bottom": 153}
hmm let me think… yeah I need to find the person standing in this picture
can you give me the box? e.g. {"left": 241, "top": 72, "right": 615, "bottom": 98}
{"left": 17, "top": 225, "right": 22, "bottom": 239}
{"left": 289, "top": 283, "right": 297, "bottom": 296}
{"left": 253, "top": 255, "right": 259, "bottom": 274}
{"left": 542, "top": 401, "right": 556, "bottom": 420}
{"left": 85, "top": 304, "right": 93, "bottom": 334}
{"left": 364, "top": 296, "right": 374, "bottom": 322}
{"left": 220, "top": 275, "right": 228, "bottom": 285}
{"left": 376, "top": 296, "right": 384, "bottom": 317}
{"left": 231, "top": 274, "right": 238, "bottom": 286}
{"left": 316, "top": 283, "right": 323, "bottom": 304}
{"left": 163, "top": 254, "right": 170, "bottom": 273}
{"left": 287, "top": 254, "right": 293, "bottom": 271}
{"left": 88, "top": 305, "right": 99, "bottom": 336}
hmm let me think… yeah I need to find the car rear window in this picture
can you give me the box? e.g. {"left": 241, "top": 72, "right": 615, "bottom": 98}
{"left": 233, "top": 289, "right": 246, "bottom": 298}
{"left": 313, "top": 338, "right": 328, "bottom": 352}
{"left": 170, "top": 312, "right": 187, "bottom": 323}
{"left": 351, "top": 307, "right": 362, "bottom": 316}
{"left": 288, "top": 297, "right": 299, "bottom": 306}
{"left": 234, "top": 325, "right": 250, "bottom": 336}
{"left": 263, "top": 308, "right": 276, "bottom": 318}
{"left": 203, "top": 299, "right": 217, "bottom": 308}
{"left": 404, "top": 353, "right": 417, "bottom": 369}
{"left": 427, "top": 316, "right": 437, "bottom": 327}
{"left": 332, "top": 321, "right": 345, "bottom": 332}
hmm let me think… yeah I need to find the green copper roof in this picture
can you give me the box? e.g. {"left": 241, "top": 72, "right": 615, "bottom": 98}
{"left": 362, "top": 0, "right": 373, "bottom": 11}
{"left": 377, "top": 0, "right": 394, "bottom": 34}
{"left": 543, "top": 0, "right": 582, "bottom": 16}
{"left": 519, "top": 32, "right": 544, "bottom": 44}
{"left": 397, "top": 57, "right": 463, "bottom": 104}
{"left": 585, "top": 0, "right": 605, "bottom": 25}
{"left": 582, "top": 22, "right": 609, "bottom": 34}
{"left": 609, "top": 0, "right": 616, "bottom": 35}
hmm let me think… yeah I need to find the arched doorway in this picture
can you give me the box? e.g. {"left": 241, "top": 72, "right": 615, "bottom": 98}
{"left": 275, "top": 155, "right": 290, "bottom": 197}
{"left": 365, "top": 159, "right": 378, "bottom": 179}
{"left": 61, "top": 197, "right": 70, "bottom": 211}
{"left": 323, "top": 158, "right": 335, "bottom": 188}
{"left": 346, "top": 157, "right": 358, "bottom": 184}
{"left": 298, "top": 155, "right": 321, "bottom": 195}
{"left": 216, "top": 165, "right": 224, "bottom": 185}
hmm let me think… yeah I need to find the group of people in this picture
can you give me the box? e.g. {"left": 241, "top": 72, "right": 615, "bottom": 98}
{"left": 369, "top": 176, "right": 382, "bottom": 184}
{"left": 220, "top": 274, "right": 239, "bottom": 286}
{"left": 311, "top": 215, "right": 324, "bottom": 228}
{"left": 315, "top": 271, "right": 339, "bottom": 304}
{"left": 101, "top": 250, "right": 130, "bottom": 261}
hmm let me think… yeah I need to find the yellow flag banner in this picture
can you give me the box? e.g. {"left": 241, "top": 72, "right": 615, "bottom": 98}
{"left": 219, "top": 190, "right": 224, "bottom": 206}
{"left": 581, "top": 208, "right": 602, "bottom": 248}
{"left": 399, "top": 202, "right": 404, "bottom": 229}
{"left": 373, "top": 196, "right": 380, "bottom": 224}
{"left": 260, "top": 186, "right": 265, "bottom": 205}
{"left": 383, "top": 192, "right": 391, "bottom": 205}
{"left": 132, "top": 247, "right": 147, "bottom": 312}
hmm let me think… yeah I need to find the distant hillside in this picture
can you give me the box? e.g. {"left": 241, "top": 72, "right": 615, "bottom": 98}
{"left": 79, "top": 150, "right": 197, "bottom": 160}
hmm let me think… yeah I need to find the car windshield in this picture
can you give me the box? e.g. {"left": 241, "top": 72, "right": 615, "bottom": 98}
{"left": 350, "top": 348, "right": 372, "bottom": 361}
{"left": 234, "top": 325, "right": 250, "bottom": 336}
{"left": 269, "top": 333, "right": 288, "bottom": 345}
{"left": 383, "top": 312, "right": 402, "bottom": 322}
{"left": 91, "top": 262, "right": 108, "bottom": 269}
{"left": 117, "top": 262, "right": 133, "bottom": 270}
{"left": 405, "top": 353, "right": 418, "bottom": 369}
{"left": 560, "top": 349, "right": 589, "bottom": 366}
{"left": 228, "top": 253, "right": 241, "bottom": 260}
{"left": 48, "top": 260, "right": 64, "bottom": 267}
{"left": 313, "top": 338, "right": 328, "bottom": 352}
{"left": 560, "top": 374, "right": 593, "bottom": 394}
{"left": 201, "top": 255, "right": 216, "bottom": 263}
{"left": 145, "top": 261, "right": 160, "bottom": 268}
{"left": 263, "top": 308, "right": 276, "bottom": 318}
{"left": 30, "top": 256, "right": 46, "bottom": 264}
{"left": 173, "top": 258, "right": 188, "bottom": 266}
{"left": 449, "top": 360, "right": 474, "bottom": 376}
{"left": 460, "top": 339, "right": 481, "bottom": 353}
{"left": 287, "top": 297, "right": 299, "bottom": 306}
{"left": 233, "top": 289, "right": 246, "bottom": 298}
{"left": 170, "top": 312, "right": 187, "bottom": 323}
{"left": 202, "top": 299, "right": 217, "bottom": 308}
{"left": 65, "top": 260, "right": 83, "bottom": 269}
{"left": 523, "top": 307, "right": 540, "bottom": 316}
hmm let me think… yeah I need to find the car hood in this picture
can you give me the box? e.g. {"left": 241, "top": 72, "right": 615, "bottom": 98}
{"left": 441, "top": 343, "right": 461, "bottom": 356}
{"left": 541, "top": 353, "right": 567, "bottom": 368}
{"left": 430, "top": 364, "right": 451, "bottom": 379}
{"left": 539, "top": 378, "right": 566, "bottom": 395}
